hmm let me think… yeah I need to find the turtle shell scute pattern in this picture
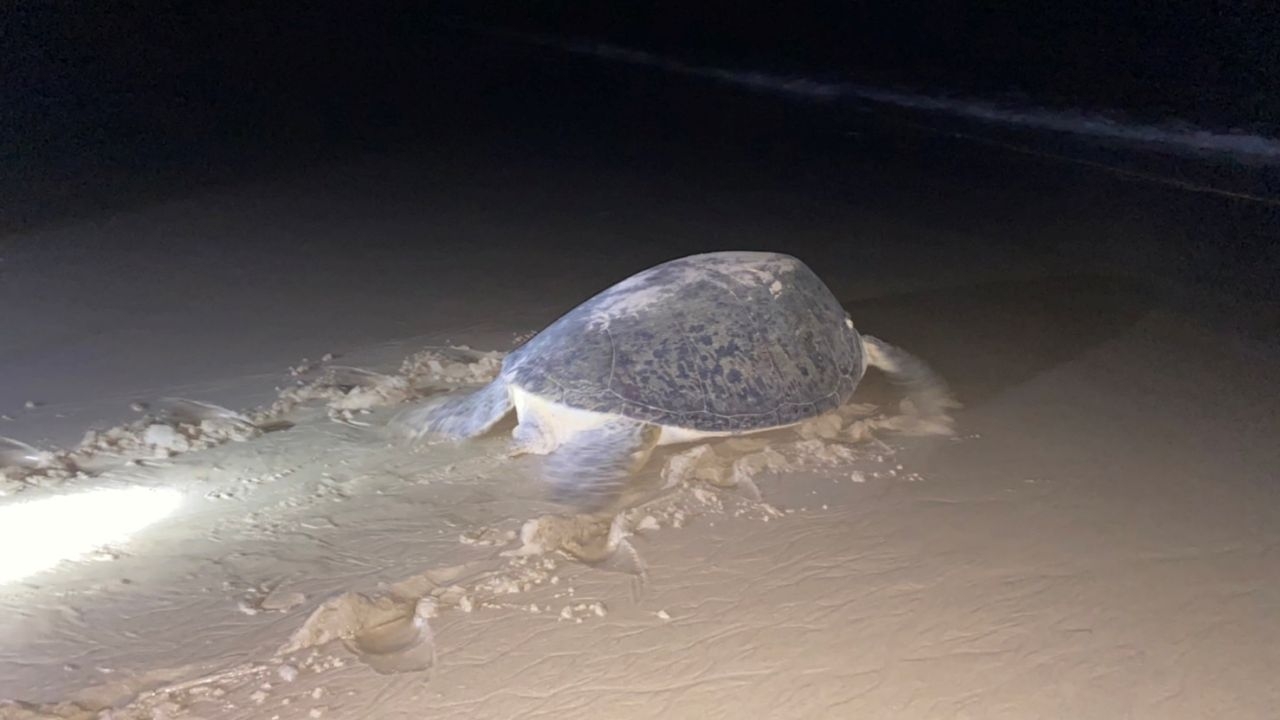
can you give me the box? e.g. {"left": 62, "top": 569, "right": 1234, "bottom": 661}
{"left": 502, "top": 251, "right": 864, "bottom": 432}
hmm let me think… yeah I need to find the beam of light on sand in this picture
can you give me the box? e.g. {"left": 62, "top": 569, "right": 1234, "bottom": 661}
{"left": 0, "top": 487, "right": 183, "bottom": 584}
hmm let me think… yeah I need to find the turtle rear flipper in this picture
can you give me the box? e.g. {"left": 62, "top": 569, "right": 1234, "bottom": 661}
{"left": 391, "top": 379, "right": 513, "bottom": 440}
{"left": 861, "top": 335, "right": 960, "bottom": 420}
{"left": 545, "top": 419, "right": 660, "bottom": 510}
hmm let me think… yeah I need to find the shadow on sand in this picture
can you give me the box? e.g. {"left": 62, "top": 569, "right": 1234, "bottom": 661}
{"left": 844, "top": 274, "right": 1159, "bottom": 408}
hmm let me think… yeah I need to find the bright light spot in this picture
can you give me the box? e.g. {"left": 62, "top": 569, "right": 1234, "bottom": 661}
{"left": 0, "top": 487, "right": 183, "bottom": 584}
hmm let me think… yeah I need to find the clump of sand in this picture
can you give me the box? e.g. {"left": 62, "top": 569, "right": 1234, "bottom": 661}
{"left": 398, "top": 347, "right": 505, "bottom": 387}
{"left": 504, "top": 512, "right": 646, "bottom": 581}
{"left": 0, "top": 437, "right": 79, "bottom": 495}
{"left": 0, "top": 346, "right": 508, "bottom": 495}
{"left": 275, "top": 347, "right": 505, "bottom": 425}
{"left": 81, "top": 400, "right": 260, "bottom": 458}
{"left": 0, "top": 699, "right": 99, "bottom": 720}
{"left": 658, "top": 411, "right": 886, "bottom": 500}
{"left": 0, "top": 400, "right": 261, "bottom": 496}
{"left": 280, "top": 593, "right": 437, "bottom": 675}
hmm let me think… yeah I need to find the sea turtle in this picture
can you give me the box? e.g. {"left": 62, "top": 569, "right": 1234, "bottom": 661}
{"left": 396, "top": 251, "right": 953, "bottom": 506}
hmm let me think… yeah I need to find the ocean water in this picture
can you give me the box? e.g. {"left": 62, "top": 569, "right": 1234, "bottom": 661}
{"left": 497, "top": 29, "right": 1280, "bottom": 165}
{"left": 447, "top": 3, "right": 1279, "bottom": 134}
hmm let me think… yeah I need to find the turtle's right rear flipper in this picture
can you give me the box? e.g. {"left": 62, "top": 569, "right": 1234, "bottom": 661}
{"left": 544, "top": 419, "right": 661, "bottom": 511}
{"left": 390, "top": 379, "right": 513, "bottom": 440}
{"left": 861, "top": 335, "right": 960, "bottom": 422}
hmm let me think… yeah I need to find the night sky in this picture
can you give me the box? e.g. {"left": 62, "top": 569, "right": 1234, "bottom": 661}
{"left": 9, "top": 3, "right": 1277, "bottom": 156}
{"left": 4, "top": 2, "right": 1277, "bottom": 274}
{"left": 462, "top": 2, "right": 1280, "bottom": 128}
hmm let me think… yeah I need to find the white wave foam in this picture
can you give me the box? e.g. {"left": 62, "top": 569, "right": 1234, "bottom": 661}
{"left": 835, "top": 86, "right": 1280, "bottom": 160}
{"left": 512, "top": 30, "right": 1280, "bottom": 162}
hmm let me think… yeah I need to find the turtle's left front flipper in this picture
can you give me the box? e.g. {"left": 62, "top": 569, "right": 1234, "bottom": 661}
{"left": 391, "top": 378, "right": 513, "bottom": 440}
{"left": 544, "top": 419, "right": 661, "bottom": 510}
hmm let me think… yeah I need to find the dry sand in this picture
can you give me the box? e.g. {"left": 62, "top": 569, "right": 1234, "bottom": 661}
{"left": 2, "top": 262, "right": 1277, "bottom": 719}
{"left": 2, "top": 36, "right": 1278, "bottom": 720}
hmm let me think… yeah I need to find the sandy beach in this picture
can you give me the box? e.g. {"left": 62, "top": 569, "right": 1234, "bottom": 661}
{"left": 2, "top": 32, "right": 1278, "bottom": 719}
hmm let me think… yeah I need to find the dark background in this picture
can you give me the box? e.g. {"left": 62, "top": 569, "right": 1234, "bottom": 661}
{"left": 3, "top": 2, "right": 1276, "bottom": 296}
{"left": 13, "top": 2, "right": 1275, "bottom": 134}
{"left": 459, "top": 2, "right": 1280, "bottom": 130}
{"left": 7, "top": 2, "right": 1277, "bottom": 164}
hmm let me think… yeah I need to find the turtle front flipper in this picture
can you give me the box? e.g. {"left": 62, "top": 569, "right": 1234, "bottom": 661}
{"left": 544, "top": 419, "right": 661, "bottom": 510}
{"left": 510, "top": 407, "right": 555, "bottom": 456}
{"left": 391, "top": 379, "right": 513, "bottom": 440}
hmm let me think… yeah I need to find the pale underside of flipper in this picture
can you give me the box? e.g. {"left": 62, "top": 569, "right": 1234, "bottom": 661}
{"left": 544, "top": 418, "right": 661, "bottom": 510}
{"left": 392, "top": 378, "right": 513, "bottom": 440}
{"left": 510, "top": 406, "right": 554, "bottom": 455}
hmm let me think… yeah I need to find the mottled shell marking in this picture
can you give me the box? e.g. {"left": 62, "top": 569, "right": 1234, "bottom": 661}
{"left": 502, "top": 251, "right": 863, "bottom": 432}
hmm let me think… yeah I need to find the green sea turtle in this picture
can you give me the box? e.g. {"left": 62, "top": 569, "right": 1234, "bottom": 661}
{"left": 397, "top": 251, "right": 953, "bottom": 506}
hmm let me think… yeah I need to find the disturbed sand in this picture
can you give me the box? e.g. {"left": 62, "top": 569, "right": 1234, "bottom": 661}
{"left": 3, "top": 33, "right": 1278, "bottom": 720}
